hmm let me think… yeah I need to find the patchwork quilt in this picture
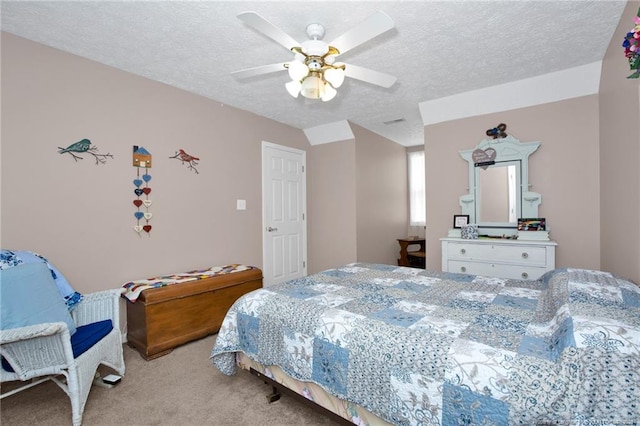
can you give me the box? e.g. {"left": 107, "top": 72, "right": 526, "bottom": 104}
{"left": 122, "top": 264, "right": 255, "bottom": 302}
{"left": 211, "top": 263, "right": 640, "bottom": 425}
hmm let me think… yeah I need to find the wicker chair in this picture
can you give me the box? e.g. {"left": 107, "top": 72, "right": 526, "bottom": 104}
{"left": 0, "top": 288, "right": 126, "bottom": 426}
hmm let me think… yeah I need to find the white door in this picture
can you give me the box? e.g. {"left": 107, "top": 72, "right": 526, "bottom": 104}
{"left": 262, "top": 142, "right": 307, "bottom": 286}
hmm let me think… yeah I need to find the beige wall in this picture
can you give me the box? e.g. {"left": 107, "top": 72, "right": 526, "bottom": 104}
{"left": 1, "top": 33, "right": 309, "bottom": 294}
{"left": 425, "top": 96, "right": 601, "bottom": 272}
{"left": 307, "top": 125, "right": 408, "bottom": 272}
{"left": 307, "top": 140, "right": 357, "bottom": 273}
{"left": 353, "top": 124, "right": 408, "bottom": 265}
{"left": 599, "top": 0, "right": 640, "bottom": 284}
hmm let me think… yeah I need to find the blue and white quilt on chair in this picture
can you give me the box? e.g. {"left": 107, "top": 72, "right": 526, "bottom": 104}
{"left": 211, "top": 263, "right": 640, "bottom": 425}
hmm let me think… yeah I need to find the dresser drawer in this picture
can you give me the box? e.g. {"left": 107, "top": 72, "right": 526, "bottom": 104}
{"left": 447, "top": 260, "right": 547, "bottom": 280}
{"left": 446, "top": 242, "right": 547, "bottom": 266}
{"left": 441, "top": 238, "right": 557, "bottom": 280}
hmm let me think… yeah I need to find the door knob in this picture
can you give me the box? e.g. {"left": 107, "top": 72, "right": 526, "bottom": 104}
{"left": 267, "top": 226, "right": 278, "bottom": 232}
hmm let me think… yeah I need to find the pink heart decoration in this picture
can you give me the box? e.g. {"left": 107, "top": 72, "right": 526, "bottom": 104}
{"left": 472, "top": 148, "right": 497, "bottom": 170}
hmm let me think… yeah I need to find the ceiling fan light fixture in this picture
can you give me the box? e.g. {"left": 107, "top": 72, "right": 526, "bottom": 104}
{"left": 321, "top": 83, "right": 337, "bottom": 102}
{"left": 285, "top": 80, "right": 302, "bottom": 98}
{"left": 301, "top": 39, "right": 328, "bottom": 56}
{"left": 287, "top": 59, "right": 309, "bottom": 81}
{"left": 324, "top": 67, "right": 345, "bottom": 88}
{"left": 234, "top": 11, "right": 397, "bottom": 103}
{"left": 324, "top": 55, "right": 336, "bottom": 65}
{"left": 300, "top": 73, "right": 324, "bottom": 99}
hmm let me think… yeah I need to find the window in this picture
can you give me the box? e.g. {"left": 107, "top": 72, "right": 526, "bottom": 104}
{"left": 407, "top": 150, "right": 426, "bottom": 227}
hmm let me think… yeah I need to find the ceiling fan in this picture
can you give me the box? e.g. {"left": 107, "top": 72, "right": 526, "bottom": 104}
{"left": 232, "top": 11, "right": 397, "bottom": 102}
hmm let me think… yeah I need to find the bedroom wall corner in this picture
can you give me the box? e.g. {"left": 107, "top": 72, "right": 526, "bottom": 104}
{"left": 598, "top": 0, "right": 640, "bottom": 284}
{"left": 307, "top": 140, "right": 357, "bottom": 273}
{"left": 351, "top": 124, "right": 408, "bottom": 266}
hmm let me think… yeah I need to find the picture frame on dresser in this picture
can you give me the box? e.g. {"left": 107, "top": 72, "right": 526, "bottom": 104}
{"left": 517, "top": 217, "right": 546, "bottom": 231}
{"left": 453, "top": 214, "right": 470, "bottom": 228}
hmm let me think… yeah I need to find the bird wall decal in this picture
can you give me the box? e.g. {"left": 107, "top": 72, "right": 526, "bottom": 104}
{"left": 57, "top": 138, "right": 113, "bottom": 164}
{"left": 169, "top": 149, "right": 200, "bottom": 174}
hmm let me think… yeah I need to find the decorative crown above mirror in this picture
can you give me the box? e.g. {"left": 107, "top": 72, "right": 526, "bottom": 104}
{"left": 451, "top": 134, "right": 542, "bottom": 237}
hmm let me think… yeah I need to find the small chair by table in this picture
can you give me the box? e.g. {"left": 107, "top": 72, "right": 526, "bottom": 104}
{"left": 397, "top": 238, "right": 426, "bottom": 269}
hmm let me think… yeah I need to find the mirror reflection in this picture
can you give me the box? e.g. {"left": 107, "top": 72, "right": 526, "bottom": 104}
{"left": 475, "top": 162, "right": 519, "bottom": 224}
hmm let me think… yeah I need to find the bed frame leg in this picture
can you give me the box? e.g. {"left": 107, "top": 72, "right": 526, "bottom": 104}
{"left": 248, "top": 367, "right": 353, "bottom": 426}
{"left": 266, "top": 386, "right": 281, "bottom": 403}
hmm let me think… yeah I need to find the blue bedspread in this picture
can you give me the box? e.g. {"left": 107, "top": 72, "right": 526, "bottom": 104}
{"left": 211, "top": 263, "right": 640, "bottom": 425}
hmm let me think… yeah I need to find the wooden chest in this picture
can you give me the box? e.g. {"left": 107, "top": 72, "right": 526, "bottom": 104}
{"left": 125, "top": 267, "right": 262, "bottom": 360}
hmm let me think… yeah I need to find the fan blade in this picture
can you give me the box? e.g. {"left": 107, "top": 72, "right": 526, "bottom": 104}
{"left": 344, "top": 64, "right": 397, "bottom": 88}
{"left": 329, "top": 11, "right": 394, "bottom": 55}
{"left": 238, "top": 11, "right": 300, "bottom": 51}
{"left": 232, "top": 63, "right": 287, "bottom": 79}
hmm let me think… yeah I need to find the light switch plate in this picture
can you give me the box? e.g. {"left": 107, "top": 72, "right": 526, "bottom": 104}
{"left": 236, "top": 199, "right": 246, "bottom": 210}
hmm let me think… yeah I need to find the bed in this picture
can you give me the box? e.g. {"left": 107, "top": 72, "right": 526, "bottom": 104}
{"left": 211, "top": 263, "right": 640, "bottom": 425}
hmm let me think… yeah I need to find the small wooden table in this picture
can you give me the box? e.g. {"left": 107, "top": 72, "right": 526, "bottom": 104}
{"left": 397, "top": 238, "right": 426, "bottom": 269}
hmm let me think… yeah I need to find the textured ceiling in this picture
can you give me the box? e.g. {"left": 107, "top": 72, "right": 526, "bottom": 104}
{"left": 0, "top": 1, "right": 627, "bottom": 147}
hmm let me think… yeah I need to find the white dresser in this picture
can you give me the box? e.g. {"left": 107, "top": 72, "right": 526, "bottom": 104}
{"left": 441, "top": 238, "right": 557, "bottom": 280}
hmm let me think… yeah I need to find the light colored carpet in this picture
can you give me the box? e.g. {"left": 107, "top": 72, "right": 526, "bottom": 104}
{"left": 0, "top": 335, "right": 342, "bottom": 425}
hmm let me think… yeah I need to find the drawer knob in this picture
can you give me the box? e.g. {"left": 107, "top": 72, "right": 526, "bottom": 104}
{"left": 460, "top": 248, "right": 466, "bottom": 254}
{"left": 521, "top": 252, "right": 529, "bottom": 259}
{"left": 460, "top": 266, "right": 467, "bottom": 273}
{"left": 521, "top": 272, "right": 529, "bottom": 279}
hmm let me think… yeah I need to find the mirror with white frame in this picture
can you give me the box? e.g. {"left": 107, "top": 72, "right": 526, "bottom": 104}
{"left": 477, "top": 162, "right": 519, "bottom": 224}
{"left": 454, "top": 135, "right": 541, "bottom": 236}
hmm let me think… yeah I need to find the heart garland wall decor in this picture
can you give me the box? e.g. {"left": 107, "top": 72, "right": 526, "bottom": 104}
{"left": 132, "top": 146, "right": 153, "bottom": 236}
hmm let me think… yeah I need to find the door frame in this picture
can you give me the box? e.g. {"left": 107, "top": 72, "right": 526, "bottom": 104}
{"left": 261, "top": 141, "right": 308, "bottom": 286}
